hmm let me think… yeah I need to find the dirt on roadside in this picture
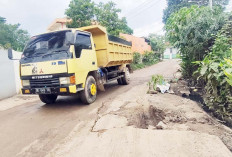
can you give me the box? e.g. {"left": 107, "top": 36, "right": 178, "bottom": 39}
{"left": 110, "top": 91, "right": 232, "bottom": 152}
{"left": 101, "top": 73, "right": 232, "bottom": 152}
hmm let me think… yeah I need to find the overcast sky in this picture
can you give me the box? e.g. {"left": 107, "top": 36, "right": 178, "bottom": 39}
{"left": 0, "top": 0, "right": 231, "bottom": 37}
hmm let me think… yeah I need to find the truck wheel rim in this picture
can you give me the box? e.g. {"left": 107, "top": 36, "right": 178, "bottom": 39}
{"left": 90, "top": 84, "right": 97, "bottom": 96}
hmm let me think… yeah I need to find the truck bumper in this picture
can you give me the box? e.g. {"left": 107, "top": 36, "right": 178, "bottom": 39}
{"left": 21, "top": 85, "right": 83, "bottom": 95}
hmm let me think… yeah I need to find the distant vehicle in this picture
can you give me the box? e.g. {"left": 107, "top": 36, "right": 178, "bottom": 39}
{"left": 8, "top": 25, "right": 133, "bottom": 104}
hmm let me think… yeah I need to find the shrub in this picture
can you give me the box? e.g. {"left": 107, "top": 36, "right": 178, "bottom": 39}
{"left": 131, "top": 51, "right": 160, "bottom": 70}
{"left": 142, "top": 51, "right": 159, "bottom": 66}
{"left": 133, "top": 52, "right": 142, "bottom": 64}
{"left": 165, "top": 5, "right": 227, "bottom": 78}
{"left": 196, "top": 15, "right": 232, "bottom": 121}
{"left": 131, "top": 63, "right": 145, "bottom": 70}
{"left": 224, "top": 59, "right": 232, "bottom": 86}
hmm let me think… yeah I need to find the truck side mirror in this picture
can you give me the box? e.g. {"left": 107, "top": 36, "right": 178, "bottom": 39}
{"left": 8, "top": 48, "right": 20, "bottom": 60}
{"left": 8, "top": 48, "right": 13, "bottom": 60}
{"left": 66, "top": 32, "right": 74, "bottom": 45}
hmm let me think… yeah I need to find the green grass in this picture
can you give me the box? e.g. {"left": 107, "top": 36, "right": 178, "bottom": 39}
{"left": 131, "top": 60, "right": 159, "bottom": 70}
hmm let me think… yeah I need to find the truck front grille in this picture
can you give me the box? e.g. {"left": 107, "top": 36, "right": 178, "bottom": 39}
{"left": 30, "top": 78, "right": 60, "bottom": 88}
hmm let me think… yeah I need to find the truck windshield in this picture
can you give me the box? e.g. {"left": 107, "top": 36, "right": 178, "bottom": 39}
{"left": 23, "top": 30, "right": 71, "bottom": 58}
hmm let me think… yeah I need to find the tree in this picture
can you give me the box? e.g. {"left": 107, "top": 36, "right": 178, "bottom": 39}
{"left": 163, "top": 0, "right": 229, "bottom": 24}
{"left": 0, "top": 18, "right": 30, "bottom": 51}
{"left": 119, "top": 17, "right": 133, "bottom": 35}
{"left": 190, "top": 0, "right": 229, "bottom": 6}
{"left": 148, "top": 34, "right": 166, "bottom": 59}
{"left": 163, "top": 0, "right": 190, "bottom": 24}
{"left": 0, "top": 16, "right": 6, "bottom": 24}
{"left": 95, "top": 1, "right": 133, "bottom": 36}
{"left": 65, "top": 0, "right": 95, "bottom": 28}
{"left": 148, "top": 34, "right": 165, "bottom": 53}
{"left": 165, "top": 6, "right": 226, "bottom": 78}
{"left": 65, "top": 0, "right": 133, "bottom": 36}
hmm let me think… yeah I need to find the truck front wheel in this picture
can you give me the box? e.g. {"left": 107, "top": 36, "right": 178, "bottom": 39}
{"left": 121, "top": 67, "right": 130, "bottom": 85}
{"left": 117, "top": 78, "right": 123, "bottom": 85}
{"left": 80, "top": 76, "right": 97, "bottom": 104}
{"left": 39, "top": 94, "right": 57, "bottom": 104}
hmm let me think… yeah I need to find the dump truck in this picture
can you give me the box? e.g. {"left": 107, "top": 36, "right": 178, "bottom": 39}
{"left": 8, "top": 25, "right": 133, "bottom": 104}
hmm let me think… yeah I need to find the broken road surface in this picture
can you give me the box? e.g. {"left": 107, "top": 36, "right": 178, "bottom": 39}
{"left": 0, "top": 60, "right": 231, "bottom": 157}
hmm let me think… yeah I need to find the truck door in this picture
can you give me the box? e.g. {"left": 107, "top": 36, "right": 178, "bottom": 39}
{"left": 74, "top": 31, "right": 97, "bottom": 70}
{"left": 73, "top": 31, "right": 98, "bottom": 87}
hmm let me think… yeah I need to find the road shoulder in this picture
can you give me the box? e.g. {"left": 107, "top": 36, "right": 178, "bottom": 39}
{"left": 46, "top": 83, "right": 232, "bottom": 157}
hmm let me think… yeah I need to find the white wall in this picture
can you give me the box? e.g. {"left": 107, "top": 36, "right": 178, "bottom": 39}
{"left": 0, "top": 49, "right": 22, "bottom": 100}
{"left": 164, "top": 48, "right": 178, "bottom": 59}
{"left": 13, "top": 51, "right": 22, "bottom": 94}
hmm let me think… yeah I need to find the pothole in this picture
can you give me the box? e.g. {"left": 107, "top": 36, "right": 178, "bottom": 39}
{"left": 165, "top": 111, "right": 188, "bottom": 124}
{"left": 115, "top": 105, "right": 166, "bottom": 129}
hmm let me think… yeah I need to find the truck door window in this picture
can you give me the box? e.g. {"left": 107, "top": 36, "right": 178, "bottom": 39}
{"left": 75, "top": 33, "right": 92, "bottom": 58}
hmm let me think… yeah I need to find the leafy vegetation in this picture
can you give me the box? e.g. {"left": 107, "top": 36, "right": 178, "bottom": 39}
{"left": 65, "top": 0, "right": 95, "bottom": 28}
{"left": 65, "top": 0, "right": 133, "bottom": 36}
{"left": 131, "top": 51, "right": 160, "bottom": 70}
{"left": 0, "top": 16, "right": 6, "bottom": 23}
{"left": 95, "top": 2, "right": 133, "bottom": 36}
{"left": 149, "top": 75, "right": 165, "bottom": 91}
{"left": 131, "top": 63, "right": 145, "bottom": 70}
{"left": 131, "top": 34, "right": 166, "bottom": 70}
{"left": 164, "top": 2, "right": 232, "bottom": 123}
{"left": 195, "top": 15, "right": 232, "bottom": 121}
{"left": 0, "top": 16, "right": 30, "bottom": 51}
{"left": 165, "top": 5, "right": 226, "bottom": 78}
{"left": 131, "top": 52, "right": 144, "bottom": 70}
{"left": 163, "top": 0, "right": 229, "bottom": 24}
{"left": 163, "top": 0, "right": 192, "bottom": 24}
{"left": 142, "top": 51, "right": 159, "bottom": 66}
{"left": 148, "top": 34, "right": 166, "bottom": 59}
{"left": 132, "top": 52, "right": 142, "bottom": 65}
{"left": 225, "top": 59, "right": 232, "bottom": 86}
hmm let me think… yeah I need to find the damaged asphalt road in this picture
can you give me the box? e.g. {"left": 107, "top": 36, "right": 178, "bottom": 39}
{"left": 0, "top": 60, "right": 231, "bottom": 157}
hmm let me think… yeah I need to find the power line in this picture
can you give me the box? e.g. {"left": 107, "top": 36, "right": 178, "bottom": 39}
{"left": 127, "top": 0, "right": 161, "bottom": 20}
{"left": 127, "top": 0, "right": 161, "bottom": 22}
{"left": 123, "top": 0, "right": 154, "bottom": 17}
{"left": 125, "top": 0, "right": 159, "bottom": 19}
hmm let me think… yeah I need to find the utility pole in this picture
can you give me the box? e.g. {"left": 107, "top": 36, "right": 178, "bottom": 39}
{"left": 209, "top": 0, "right": 213, "bottom": 10}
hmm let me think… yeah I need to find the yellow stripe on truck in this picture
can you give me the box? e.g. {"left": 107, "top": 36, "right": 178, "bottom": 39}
{"left": 69, "top": 85, "right": 77, "bottom": 93}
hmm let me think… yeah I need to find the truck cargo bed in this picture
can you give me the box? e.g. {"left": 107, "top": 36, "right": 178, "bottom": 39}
{"left": 79, "top": 25, "right": 133, "bottom": 67}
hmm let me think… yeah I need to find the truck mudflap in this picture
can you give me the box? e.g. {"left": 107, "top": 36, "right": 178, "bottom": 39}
{"left": 21, "top": 85, "right": 83, "bottom": 95}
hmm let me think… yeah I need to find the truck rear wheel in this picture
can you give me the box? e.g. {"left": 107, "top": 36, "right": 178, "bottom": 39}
{"left": 80, "top": 76, "right": 97, "bottom": 104}
{"left": 121, "top": 67, "right": 130, "bottom": 85}
{"left": 39, "top": 94, "right": 57, "bottom": 104}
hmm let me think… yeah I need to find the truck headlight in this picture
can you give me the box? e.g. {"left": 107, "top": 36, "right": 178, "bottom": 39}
{"left": 22, "top": 80, "right": 30, "bottom": 86}
{"left": 59, "top": 77, "right": 70, "bottom": 85}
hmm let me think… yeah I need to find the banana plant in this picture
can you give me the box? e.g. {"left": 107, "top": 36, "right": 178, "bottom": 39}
{"left": 224, "top": 59, "right": 232, "bottom": 86}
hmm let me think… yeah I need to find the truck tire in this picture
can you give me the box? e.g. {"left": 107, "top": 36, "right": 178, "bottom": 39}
{"left": 117, "top": 78, "right": 123, "bottom": 85}
{"left": 122, "top": 67, "right": 130, "bottom": 85}
{"left": 39, "top": 94, "right": 57, "bottom": 104}
{"left": 80, "top": 76, "right": 97, "bottom": 104}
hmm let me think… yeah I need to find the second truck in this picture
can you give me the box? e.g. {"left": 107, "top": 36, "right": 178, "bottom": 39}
{"left": 9, "top": 25, "right": 133, "bottom": 104}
